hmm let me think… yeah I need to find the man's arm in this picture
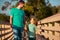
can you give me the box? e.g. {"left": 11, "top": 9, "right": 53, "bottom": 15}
{"left": 10, "top": 16, "right": 13, "bottom": 28}
{"left": 24, "top": 16, "right": 28, "bottom": 31}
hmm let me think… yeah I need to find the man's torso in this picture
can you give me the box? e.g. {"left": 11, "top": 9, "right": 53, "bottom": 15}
{"left": 10, "top": 8, "right": 25, "bottom": 27}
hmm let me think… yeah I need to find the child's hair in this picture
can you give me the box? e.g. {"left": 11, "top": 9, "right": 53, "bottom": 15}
{"left": 30, "top": 17, "right": 37, "bottom": 25}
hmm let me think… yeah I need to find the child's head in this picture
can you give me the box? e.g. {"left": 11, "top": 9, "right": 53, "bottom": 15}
{"left": 30, "top": 17, "right": 36, "bottom": 24}
{"left": 37, "top": 21, "right": 41, "bottom": 25}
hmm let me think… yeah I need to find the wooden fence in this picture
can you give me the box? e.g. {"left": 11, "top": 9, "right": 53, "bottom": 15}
{"left": 0, "top": 23, "right": 14, "bottom": 40}
{"left": 0, "top": 13, "right": 60, "bottom": 40}
{"left": 40, "top": 13, "right": 60, "bottom": 40}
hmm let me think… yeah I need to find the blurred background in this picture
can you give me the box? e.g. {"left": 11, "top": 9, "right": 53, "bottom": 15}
{"left": 0, "top": 0, "right": 60, "bottom": 22}
{"left": 0, "top": 0, "right": 60, "bottom": 40}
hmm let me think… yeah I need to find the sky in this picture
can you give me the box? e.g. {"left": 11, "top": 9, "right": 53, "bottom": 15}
{"left": 0, "top": 0, "right": 60, "bottom": 15}
{"left": 48, "top": 0, "right": 60, "bottom": 6}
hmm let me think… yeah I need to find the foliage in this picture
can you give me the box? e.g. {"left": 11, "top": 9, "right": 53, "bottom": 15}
{"left": 27, "top": 0, "right": 60, "bottom": 20}
{"left": 51, "top": 6, "right": 58, "bottom": 14}
{"left": 28, "top": 0, "right": 53, "bottom": 20}
{"left": 1, "top": 1, "right": 11, "bottom": 11}
{"left": 1, "top": 0, "right": 60, "bottom": 22}
{"left": 0, "top": 13, "right": 9, "bottom": 22}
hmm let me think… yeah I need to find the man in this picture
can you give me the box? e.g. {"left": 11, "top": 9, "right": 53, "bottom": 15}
{"left": 10, "top": 0, "right": 25, "bottom": 40}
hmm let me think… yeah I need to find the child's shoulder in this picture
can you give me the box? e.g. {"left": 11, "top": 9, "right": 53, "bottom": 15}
{"left": 28, "top": 24, "right": 35, "bottom": 26}
{"left": 28, "top": 24, "right": 32, "bottom": 26}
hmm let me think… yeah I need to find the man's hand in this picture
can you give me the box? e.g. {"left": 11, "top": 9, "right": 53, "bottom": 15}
{"left": 10, "top": 16, "right": 13, "bottom": 30}
{"left": 10, "top": 24, "right": 12, "bottom": 28}
{"left": 24, "top": 25, "right": 27, "bottom": 31}
{"left": 10, "top": 24, "right": 13, "bottom": 31}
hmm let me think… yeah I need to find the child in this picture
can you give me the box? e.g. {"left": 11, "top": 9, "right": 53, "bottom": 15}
{"left": 28, "top": 17, "right": 37, "bottom": 40}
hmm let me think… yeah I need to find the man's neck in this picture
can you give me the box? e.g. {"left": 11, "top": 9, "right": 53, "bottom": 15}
{"left": 16, "top": 5, "right": 21, "bottom": 9}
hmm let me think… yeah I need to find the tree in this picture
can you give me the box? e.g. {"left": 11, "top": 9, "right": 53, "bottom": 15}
{"left": 57, "top": 6, "right": 60, "bottom": 13}
{"left": 0, "top": 13, "right": 9, "bottom": 22}
{"left": 11, "top": 0, "right": 18, "bottom": 1}
{"left": 23, "top": 2, "right": 34, "bottom": 21}
{"left": 28, "top": 0, "right": 52, "bottom": 20}
{"left": 52, "top": 6, "right": 58, "bottom": 14}
{"left": 1, "top": 6, "right": 7, "bottom": 10}
{"left": 28, "top": 0, "right": 55, "bottom": 20}
{"left": 1, "top": 1, "right": 11, "bottom": 11}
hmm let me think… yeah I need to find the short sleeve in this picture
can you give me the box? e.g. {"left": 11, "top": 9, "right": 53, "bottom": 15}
{"left": 10, "top": 9, "right": 14, "bottom": 17}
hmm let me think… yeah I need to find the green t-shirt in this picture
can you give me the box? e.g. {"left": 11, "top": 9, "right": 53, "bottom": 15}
{"left": 10, "top": 8, "right": 25, "bottom": 28}
{"left": 28, "top": 23, "right": 37, "bottom": 38}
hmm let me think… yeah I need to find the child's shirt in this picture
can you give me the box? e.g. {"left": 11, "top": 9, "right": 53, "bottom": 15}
{"left": 28, "top": 23, "right": 37, "bottom": 38}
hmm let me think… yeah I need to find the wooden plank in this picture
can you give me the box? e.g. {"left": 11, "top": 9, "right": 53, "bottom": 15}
{"left": 8, "top": 35, "right": 14, "bottom": 40}
{"left": 4, "top": 32, "right": 13, "bottom": 39}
